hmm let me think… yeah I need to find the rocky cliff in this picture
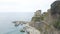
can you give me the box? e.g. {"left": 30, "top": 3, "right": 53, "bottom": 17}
{"left": 12, "top": 0, "right": 60, "bottom": 34}
{"left": 29, "top": 0, "right": 60, "bottom": 34}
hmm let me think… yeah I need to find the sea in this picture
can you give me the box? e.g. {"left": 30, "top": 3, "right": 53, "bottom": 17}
{"left": 0, "top": 12, "right": 34, "bottom": 34}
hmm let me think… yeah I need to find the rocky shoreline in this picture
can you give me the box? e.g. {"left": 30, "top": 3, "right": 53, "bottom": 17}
{"left": 13, "top": 21, "right": 40, "bottom": 34}
{"left": 12, "top": 0, "right": 60, "bottom": 34}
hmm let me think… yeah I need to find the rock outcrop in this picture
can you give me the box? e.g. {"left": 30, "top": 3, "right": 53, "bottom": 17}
{"left": 29, "top": 0, "right": 60, "bottom": 34}
{"left": 12, "top": 0, "right": 60, "bottom": 34}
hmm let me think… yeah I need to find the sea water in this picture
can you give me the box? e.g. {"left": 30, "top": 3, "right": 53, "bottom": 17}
{"left": 0, "top": 20, "right": 26, "bottom": 34}
{"left": 0, "top": 12, "right": 34, "bottom": 34}
{"left": 5, "top": 25, "right": 26, "bottom": 34}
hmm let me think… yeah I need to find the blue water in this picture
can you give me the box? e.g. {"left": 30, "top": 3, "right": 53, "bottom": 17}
{"left": 0, "top": 20, "right": 25, "bottom": 34}
{"left": 0, "top": 12, "right": 34, "bottom": 34}
{"left": 6, "top": 30, "right": 25, "bottom": 34}
{"left": 5, "top": 26, "right": 26, "bottom": 34}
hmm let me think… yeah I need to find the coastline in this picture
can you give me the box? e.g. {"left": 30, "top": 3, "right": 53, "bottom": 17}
{"left": 13, "top": 21, "right": 40, "bottom": 34}
{"left": 23, "top": 23, "right": 40, "bottom": 34}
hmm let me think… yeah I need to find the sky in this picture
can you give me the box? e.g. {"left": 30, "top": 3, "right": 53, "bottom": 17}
{"left": 0, "top": 0, "right": 56, "bottom": 12}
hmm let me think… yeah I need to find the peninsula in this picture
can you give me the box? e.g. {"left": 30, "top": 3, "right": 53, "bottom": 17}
{"left": 12, "top": 0, "right": 60, "bottom": 34}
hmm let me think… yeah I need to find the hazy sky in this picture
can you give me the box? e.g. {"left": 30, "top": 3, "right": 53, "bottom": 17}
{"left": 0, "top": 0, "right": 56, "bottom": 12}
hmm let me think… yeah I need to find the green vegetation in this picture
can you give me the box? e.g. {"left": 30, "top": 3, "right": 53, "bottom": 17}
{"left": 40, "top": 16, "right": 44, "bottom": 20}
{"left": 31, "top": 17, "right": 41, "bottom": 22}
{"left": 38, "top": 28, "right": 42, "bottom": 31}
{"left": 20, "top": 30, "right": 25, "bottom": 32}
{"left": 42, "top": 12, "right": 48, "bottom": 18}
{"left": 53, "top": 20, "right": 60, "bottom": 30}
{"left": 31, "top": 16, "right": 44, "bottom": 22}
{"left": 45, "top": 25, "right": 50, "bottom": 30}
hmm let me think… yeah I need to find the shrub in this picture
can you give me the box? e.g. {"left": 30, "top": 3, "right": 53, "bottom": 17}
{"left": 53, "top": 20, "right": 60, "bottom": 30}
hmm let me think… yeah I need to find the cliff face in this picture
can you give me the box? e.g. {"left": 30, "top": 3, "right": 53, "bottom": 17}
{"left": 12, "top": 1, "right": 60, "bottom": 34}
{"left": 50, "top": 1, "right": 60, "bottom": 30}
{"left": 29, "top": 1, "right": 60, "bottom": 34}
